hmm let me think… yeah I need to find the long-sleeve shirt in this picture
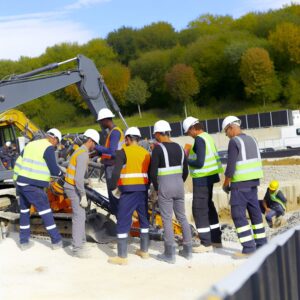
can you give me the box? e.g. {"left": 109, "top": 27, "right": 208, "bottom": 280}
{"left": 95, "top": 128, "right": 121, "bottom": 164}
{"left": 149, "top": 142, "right": 188, "bottom": 191}
{"left": 64, "top": 145, "right": 89, "bottom": 197}
{"left": 17, "top": 144, "right": 63, "bottom": 188}
{"left": 109, "top": 148, "right": 150, "bottom": 192}
{"left": 264, "top": 189, "right": 287, "bottom": 210}
{"left": 225, "top": 134, "right": 259, "bottom": 189}
{"left": 187, "top": 136, "right": 220, "bottom": 186}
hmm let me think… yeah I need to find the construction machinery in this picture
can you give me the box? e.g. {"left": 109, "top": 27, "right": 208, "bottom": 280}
{"left": 0, "top": 55, "right": 196, "bottom": 244}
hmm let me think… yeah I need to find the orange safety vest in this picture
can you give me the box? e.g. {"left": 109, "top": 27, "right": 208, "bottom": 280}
{"left": 118, "top": 145, "right": 150, "bottom": 187}
{"left": 65, "top": 147, "right": 88, "bottom": 186}
{"left": 101, "top": 127, "right": 124, "bottom": 162}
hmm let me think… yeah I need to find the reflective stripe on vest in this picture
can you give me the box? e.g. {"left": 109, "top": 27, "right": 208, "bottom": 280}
{"left": 17, "top": 139, "right": 51, "bottom": 182}
{"left": 231, "top": 135, "right": 263, "bottom": 182}
{"left": 101, "top": 127, "right": 124, "bottom": 161}
{"left": 157, "top": 143, "right": 183, "bottom": 176}
{"left": 65, "top": 147, "right": 88, "bottom": 186}
{"left": 13, "top": 155, "right": 23, "bottom": 181}
{"left": 270, "top": 190, "right": 286, "bottom": 210}
{"left": 189, "top": 132, "right": 223, "bottom": 178}
{"left": 117, "top": 145, "right": 150, "bottom": 186}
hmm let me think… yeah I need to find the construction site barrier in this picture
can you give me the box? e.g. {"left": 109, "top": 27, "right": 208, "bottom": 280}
{"left": 138, "top": 109, "right": 293, "bottom": 139}
{"left": 201, "top": 225, "right": 300, "bottom": 300}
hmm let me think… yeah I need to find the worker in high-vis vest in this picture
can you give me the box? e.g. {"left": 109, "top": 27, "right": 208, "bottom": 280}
{"left": 183, "top": 117, "right": 223, "bottom": 253}
{"left": 13, "top": 128, "right": 64, "bottom": 251}
{"left": 64, "top": 129, "right": 100, "bottom": 258}
{"left": 95, "top": 108, "right": 124, "bottom": 215}
{"left": 261, "top": 180, "right": 287, "bottom": 228}
{"left": 107, "top": 127, "right": 150, "bottom": 265}
{"left": 150, "top": 120, "right": 192, "bottom": 264}
{"left": 222, "top": 116, "right": 267, "bottom": 258}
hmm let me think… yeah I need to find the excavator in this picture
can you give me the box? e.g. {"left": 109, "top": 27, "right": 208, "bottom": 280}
{"left": 0, "top": 55, "right": 195, "bottom": 243}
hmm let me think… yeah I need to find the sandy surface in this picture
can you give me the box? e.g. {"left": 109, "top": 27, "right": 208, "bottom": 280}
{"left": 0, "top": 232, "right": 244, "bottom": 300}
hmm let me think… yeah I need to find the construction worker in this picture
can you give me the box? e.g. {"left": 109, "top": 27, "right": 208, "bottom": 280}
{"left": 261, "top": 180, "right": 287, "bottom": 228}
{"left": 150, "top": 120, "right": 192, "bottom": 264}
{"left": 222, "top": 116, "right": 267, "bottom": 258}
{"left": 13, "top": 128, "right": 64, "bottom": 250}
{"left": 95, "top": 108, "right": 124, "bottom": 215}
{"left": 64, "top": 129, "right": 100, "bottom": 258}
{"left": 107, "top": 127, "right": 150, "bottom": 265}
{"left": 183, "top": 117, "right": 223, "bottom": 253}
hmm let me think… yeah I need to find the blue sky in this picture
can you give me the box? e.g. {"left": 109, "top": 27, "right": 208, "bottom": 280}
{"left": 0, "top": 0, "right": 299, "bottom": 60}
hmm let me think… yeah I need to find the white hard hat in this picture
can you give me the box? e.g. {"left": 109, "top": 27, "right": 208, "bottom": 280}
{"left": 84, "top": 129, "right": 100, "bottom": 144}
{"left": 183, "top": 116, "right": 199, "bottom": 133}
{"left": 125, "top": 127, "right": 141, "bottom": 137}
{"left": 5, "top": 141, "right": 11, "bottom": 147}
{"left": 47, "top": 128, "right": 62, "bottom": 142}
{"left": 222, "top": 116, "right": 241, "bottom": 131}
{"left": 97, "top": 108, "right": 115, "bottom": 121}
{"left": 153, "top": 120, "right": 172, "bottom": 134}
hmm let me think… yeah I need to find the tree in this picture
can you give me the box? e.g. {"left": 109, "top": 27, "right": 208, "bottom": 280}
{"left": 107, "top": 27, "right": 139, "bottom": 64}
{"left": 125, "top": 77, "right": 151, "bottom": 118}
{"left": 284, "top": 69, "right": 300, "bottom": 106}
{"left": 165, "top": 64, "right": 199, "bottom": 117}
{"left": 240, "top": 48, "right": 281, "bottom": 106}
{"left": 101, "top": 63, "right": 130, "bottom": 106}
{"left": 269, "top": 22, "right": 300, "bottom": 66}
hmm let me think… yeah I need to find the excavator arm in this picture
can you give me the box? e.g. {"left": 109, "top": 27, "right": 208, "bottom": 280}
{"left": 0, "top": 109, "right": 44, "bottom": 140}
{"left": 0, "top": 55, "right": 128, "bottom": 127}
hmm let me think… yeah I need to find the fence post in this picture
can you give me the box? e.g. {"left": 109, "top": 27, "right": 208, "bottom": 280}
{"left": 149, "top": 126, "right": 152, "bottom": 139}
{"left": 258, "top": 113, "right": 261, "bottom": 128}
{"left": 270, "top": 112, "right": 273, "bottom": 127}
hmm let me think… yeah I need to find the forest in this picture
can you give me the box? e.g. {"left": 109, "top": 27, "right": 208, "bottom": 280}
{"left": 0, "top": 4, "right": 300, "bottom": 129}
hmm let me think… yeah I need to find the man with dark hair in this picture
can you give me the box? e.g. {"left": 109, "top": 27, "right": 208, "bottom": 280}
{"left": 107, "top": 127, "right": 151, "bottom": 265}
{"left": 95, "top": 108, "right": 124, "bottom": 215}
{"left": 183, "top": 116, "right": 223, "bottom": 253}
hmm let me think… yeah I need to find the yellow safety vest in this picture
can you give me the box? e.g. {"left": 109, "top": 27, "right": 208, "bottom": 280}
{"left": 118, "top": 145, "right": 150, "bottom": 187}
{"left": 189, "top": 132, "right": 223, "bottom": 178}
{"left": 65, "top": 146, "right": 88, "bottom": 186}
{"left": 17, "top": 139, "right": 51, "bottom": 182}
{"left": 13, "top": 155, "right": 23, "bottom": 181}
{"left": 101, "top": 127, "right": 124, "bottom": 162}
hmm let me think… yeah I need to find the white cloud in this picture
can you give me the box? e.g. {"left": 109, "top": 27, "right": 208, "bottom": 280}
{"left": 233, "top": 0, "right": 300, "bottom": 17}
{"left": 65, "top": 0, "right": 110, "bottom": 10}
{"left": 0, "top": 17, "right": 94, "bottom": 60}
{"left": 0, "top": 0, "right": 111, "bottom": 61}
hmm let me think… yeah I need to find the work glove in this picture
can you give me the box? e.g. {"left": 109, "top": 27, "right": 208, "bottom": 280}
{"left": 149, "top": 190, "right": 158, "bottom": 205}
{"left": 111, "top": 188, "right": 121, "bottom": 199}
{"left": 222, "top": 185, "right": 231, "bottom": 194}
{"left": 80, "top": 195, "right": 88, "bottom": 208}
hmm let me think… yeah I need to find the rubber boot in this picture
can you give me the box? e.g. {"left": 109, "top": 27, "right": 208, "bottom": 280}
{"left": 136, "top": 232, "right": 150, "bottom": 259}
{"left": 157, "top": 243, "right": 176, "bottom": 264}
{"left": 178, "top": 243, "right": 193, "bottom": 260}
{"left": 108, "top": 238, "right": 128, "bottom": 265}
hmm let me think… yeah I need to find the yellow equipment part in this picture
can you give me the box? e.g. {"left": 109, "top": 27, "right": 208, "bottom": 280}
{"left": 0, "top": 109, "right": 42, "bottom": 140}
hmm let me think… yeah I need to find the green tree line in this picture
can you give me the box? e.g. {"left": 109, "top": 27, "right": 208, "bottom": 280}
{"left": 1, "top": 4, "right": 300, "bottom": 129}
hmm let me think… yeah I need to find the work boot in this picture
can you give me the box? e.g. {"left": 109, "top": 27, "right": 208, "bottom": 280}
{"left": 270, "top": 215, "right": 277, "bottom": 228}
{"left": 135, "top": 232, "right": 150, "bottom": 259}
{"left": 178, "top": 243, "right": 193, "bottom": 260}
{"left": 232, "top": 251, "right": 253, "bottom": 259}
{"left": 212, "top": 242, "right": 223, "bottom": 248}
{"left": 192, "top": 244, "right": 213, "bottom": 253}
{"left": 51, "top": 240, "right": 63, "bottom": 250}
{"left": 157, "top": 243, "right": 176, "bottom": 264}
{"left": 19, "top": 241, "right": 34, "bottom": 251}
{"left": 108, "top": 237, "right": 128, "bottom": 265}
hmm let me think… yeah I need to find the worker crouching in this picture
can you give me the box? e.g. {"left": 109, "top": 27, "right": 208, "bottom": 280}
{"left": 261, "top": 180, "right": 287, "bottom": 228}
{"left": 108, "top": 127, "right": 151, "bottom": 265}
{"left": 64, "top": 129, "right": 100, "bottom": 258}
